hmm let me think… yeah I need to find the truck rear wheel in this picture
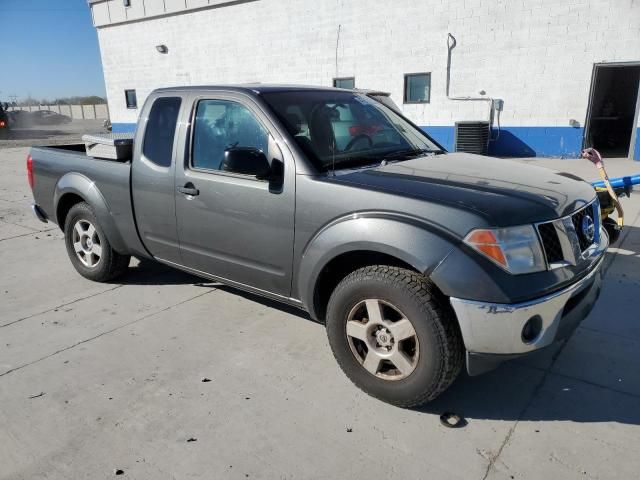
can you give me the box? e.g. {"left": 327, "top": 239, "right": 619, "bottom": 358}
{"left": 326, "top": 266, "right": 463, "bottom": 407}
{"left": 64, "top": 202, "right": 130, "bottom": 282}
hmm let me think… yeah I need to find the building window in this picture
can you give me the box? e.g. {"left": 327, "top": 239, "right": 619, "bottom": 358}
{"left": 404, "top": 73, "right": 431, "bottom": 104}
{"left": 333, "top": 77, "right": 355, "bottom": 89}
{"left": 125, "top": 89, "right": 137, "bottom": 109}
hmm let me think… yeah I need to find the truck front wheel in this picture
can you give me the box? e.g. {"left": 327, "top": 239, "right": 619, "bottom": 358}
{"left": 326, "top": 266, "right": 463, "bottom": 407}
{"left": 63, "top": 202, "right": 130, "bottom": 282}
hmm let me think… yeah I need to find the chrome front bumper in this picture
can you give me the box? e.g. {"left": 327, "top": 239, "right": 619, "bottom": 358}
{"left": 450, "top": 229, "right": 607, "bottom": 364}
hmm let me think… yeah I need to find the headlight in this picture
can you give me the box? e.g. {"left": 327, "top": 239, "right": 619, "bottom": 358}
{"left": 463, "top": 225, "right": 546, "bottom": 274}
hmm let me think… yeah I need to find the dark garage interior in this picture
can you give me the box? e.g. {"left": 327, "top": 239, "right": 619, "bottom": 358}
{"left": 585, "top": 64, "right": 640, "bottom": 158}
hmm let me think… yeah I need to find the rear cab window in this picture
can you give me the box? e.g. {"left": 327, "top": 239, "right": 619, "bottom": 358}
{"left": 142, "top": 97, "right": 182, "bottom": 167}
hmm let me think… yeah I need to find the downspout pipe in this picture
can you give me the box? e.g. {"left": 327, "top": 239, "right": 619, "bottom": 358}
{"left": 446, "top": 33, "right": 499, "bottom": 144}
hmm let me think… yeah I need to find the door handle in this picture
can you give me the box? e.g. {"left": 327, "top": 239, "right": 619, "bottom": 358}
{"left": 178, "top": 184, "right": 199, "bottom": 196}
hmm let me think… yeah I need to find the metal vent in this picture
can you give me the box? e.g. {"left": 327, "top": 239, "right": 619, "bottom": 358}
{"left": 454, "top": 121, "right": 490, "bottom": 155}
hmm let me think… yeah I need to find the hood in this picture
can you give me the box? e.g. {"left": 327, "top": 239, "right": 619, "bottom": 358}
{"left": 331, "top": 153, "right": 597, "bottom": 226}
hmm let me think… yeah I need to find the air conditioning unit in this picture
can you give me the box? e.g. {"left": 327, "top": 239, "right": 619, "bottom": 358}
{"left": 454, "top": 121, "right": 490, "bottom": 155}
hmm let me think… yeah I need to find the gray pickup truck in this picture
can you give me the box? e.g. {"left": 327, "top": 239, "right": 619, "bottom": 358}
{"left": 28, "top": 85, "right": 607, "bottom": 407}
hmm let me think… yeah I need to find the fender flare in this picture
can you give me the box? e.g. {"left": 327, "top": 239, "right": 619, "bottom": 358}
{"left": 53, "top": 172, "right": 128, "bottom": 253}
{"left": 296, "top": 213, "right": 457, "bottom": 319}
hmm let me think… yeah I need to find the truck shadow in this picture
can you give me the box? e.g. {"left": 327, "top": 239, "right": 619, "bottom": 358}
{"left": 213, "top": 284, "right": 314, "bottom": 321}
{"left": 117, "top": 260, "right": 204, "bottom": 286}
{"left": 119, "top": 225, "right": 640, "bottom": 425}
{"left": 421, "top": 223, "right": 640, "bottom": 426}
{"left": 120, "top": 260, "right": 315, "bottom": 320}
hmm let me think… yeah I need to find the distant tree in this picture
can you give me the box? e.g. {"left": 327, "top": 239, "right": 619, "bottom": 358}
{"left": 21, "top": 97, "right": 40, "bottom": 107}
{"left": 80, "top": 96, "right": 106, "bottom": 105}
{"left": 54, "top": 96, "right": 106, "bottom": 105}
{"left": 17, "top": 95, "right": 106, "bottom": 106}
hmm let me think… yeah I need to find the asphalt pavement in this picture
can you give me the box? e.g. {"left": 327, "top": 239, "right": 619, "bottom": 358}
{"left": 1, "top": 142, "right": 639, "bottom": 480}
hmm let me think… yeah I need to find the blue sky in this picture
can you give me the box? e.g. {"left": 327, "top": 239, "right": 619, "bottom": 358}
{"left": 0, "top": 0, "right": 106, "bottom": 102}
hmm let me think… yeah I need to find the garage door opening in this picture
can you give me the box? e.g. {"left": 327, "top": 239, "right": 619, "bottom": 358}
{"left": 584, "top": 63, "right": 640, "bottom": 158}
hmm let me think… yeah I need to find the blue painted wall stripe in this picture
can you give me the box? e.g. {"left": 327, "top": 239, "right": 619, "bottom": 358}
{"left": 421, "top": 126, "right": 455, "bottom": 152}
{"left": 112, "top": 122, "right": 136, "bottom": 133}
{"left": 422, "top": 125, "right": 584, "bottom": 158}
{"left": 489, "top": 126, "right": 584, "bottom": 158}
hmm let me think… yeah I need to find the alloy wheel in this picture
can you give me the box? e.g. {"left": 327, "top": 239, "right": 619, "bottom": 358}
{"left": 345, "top": 299, "right": 420, "bottom": 381}
{"left": 72, "top": 219, "right": 102, "bottom": 268}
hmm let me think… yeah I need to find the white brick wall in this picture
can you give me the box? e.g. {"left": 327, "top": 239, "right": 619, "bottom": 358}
{"left": 95, "top": 0, "right": 640, "bottom": 127}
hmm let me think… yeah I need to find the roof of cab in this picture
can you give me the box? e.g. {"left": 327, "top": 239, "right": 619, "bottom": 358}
{"left": 153, "top": 84, "right": 351, "bottom": 95}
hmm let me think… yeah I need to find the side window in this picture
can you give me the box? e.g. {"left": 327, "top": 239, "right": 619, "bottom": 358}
{"left": 192, "top": 99, "right": 269, "bottom": 172}
{"left": 142, "top": 97, "right": 181, "bottom": 167}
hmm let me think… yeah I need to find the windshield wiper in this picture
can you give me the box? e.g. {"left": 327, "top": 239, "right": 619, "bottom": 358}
{"left": 329, "top": 155, "right": 382, "bottom": 170}
{"left": 382, "top": 148, "right": 441, "bottom": 162}
{"left": 326, "top": 148, "right": 442, "bottom": 172}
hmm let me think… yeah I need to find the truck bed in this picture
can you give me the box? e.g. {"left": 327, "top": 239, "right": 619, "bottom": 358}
{"left": 29, "top": 144, "right": 146, "bottom": 257}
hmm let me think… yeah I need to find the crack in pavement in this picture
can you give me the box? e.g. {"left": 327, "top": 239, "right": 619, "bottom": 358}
{"left": 481, "top": 207, "right": 640, "bottom": 480}
{"left": 579, "top": 325, "right": 640, "bottom": 342}
{"left": 0, "top": 289, "right": 216, "bottom": 379}
{"left": 0, "top": 216, "right": 57, "bottom": 233}
{"left": 513, "top": 358, "right": 640, "bottom": 399}
{"left": 0, "top": 196, "right": 30, "bottom": 204}
{"left": 0, "top": 229, "right": 54, "bottom": 242}
{"left": 2, "top": 264, "right": 195, "bottom": 329}
{"left": 1, "top": 284, "right": 124, "bottom": 328}
{"left": 481, "top": 339, "right": 570, "bottom": 480}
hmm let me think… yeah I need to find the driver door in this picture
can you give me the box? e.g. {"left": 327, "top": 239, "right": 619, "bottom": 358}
{"left": 174, "top": 93, "right": 296, "bottom": 297}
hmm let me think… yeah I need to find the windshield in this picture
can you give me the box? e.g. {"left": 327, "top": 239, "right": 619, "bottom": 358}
{"left": 260, "top": 90, "right": 443, "bottom": 172}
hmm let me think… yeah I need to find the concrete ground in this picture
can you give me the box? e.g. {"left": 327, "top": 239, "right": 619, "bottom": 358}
{"left": 1, "top": 142, "right": 639, "bottom": 479}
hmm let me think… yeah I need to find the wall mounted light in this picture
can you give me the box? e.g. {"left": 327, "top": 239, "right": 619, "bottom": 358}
{"left": 123, "top": 0, "right": 131, "bottom": 6}
{"left": 156, "top": 44, "right": 168, "bottom": 54}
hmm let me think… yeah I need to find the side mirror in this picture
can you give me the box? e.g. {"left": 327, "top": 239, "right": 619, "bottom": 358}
{"left": 222, "top": 147, "right": 271, "bottom": 178}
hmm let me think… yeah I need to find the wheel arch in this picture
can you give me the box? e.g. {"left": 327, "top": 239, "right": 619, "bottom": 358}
{"left": 54, "top": 173, "right": 128, "bottom": 253}
{"left": 296, "top": 215, "right": 457, "bottom": 321}
{"left": 311, "top": 250, "right": 422, "bottom": 323}
{"left": 56, "top": 192, "right": 85, "bottom": 230}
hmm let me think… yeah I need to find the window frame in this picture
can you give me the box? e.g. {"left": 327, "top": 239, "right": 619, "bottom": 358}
{"left": 187, "top": 96, "right": 273, "bottom": 181}
{"left": 333, "top": 77, "right": 356, "bottom": 90}
{"left": 403, "top": 73, "right": 431, "bottom": 104}
{"left": 125, "top": 89, "right": 137, "bottom": 109}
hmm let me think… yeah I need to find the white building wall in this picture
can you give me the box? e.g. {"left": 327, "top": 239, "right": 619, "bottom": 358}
{"left": 95, "top": 0, "right": 640, "bottom": 131}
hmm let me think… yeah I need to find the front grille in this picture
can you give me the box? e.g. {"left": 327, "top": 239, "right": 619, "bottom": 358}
{"left": 536, "top": 199, "right": 600, "bottom": 268}
{"left": 571, "top": 206, "right": 595, "bottom": 252}
{"left": 537, "top": 223, "right": 563, "bottom": 264}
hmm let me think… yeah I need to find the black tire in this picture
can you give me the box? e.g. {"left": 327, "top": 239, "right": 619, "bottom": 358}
{"left": 63, "top": 202, "right": 130, "bottom": 282}
{"left": 326, "top": 266, "right": 463, "bottom": 407}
